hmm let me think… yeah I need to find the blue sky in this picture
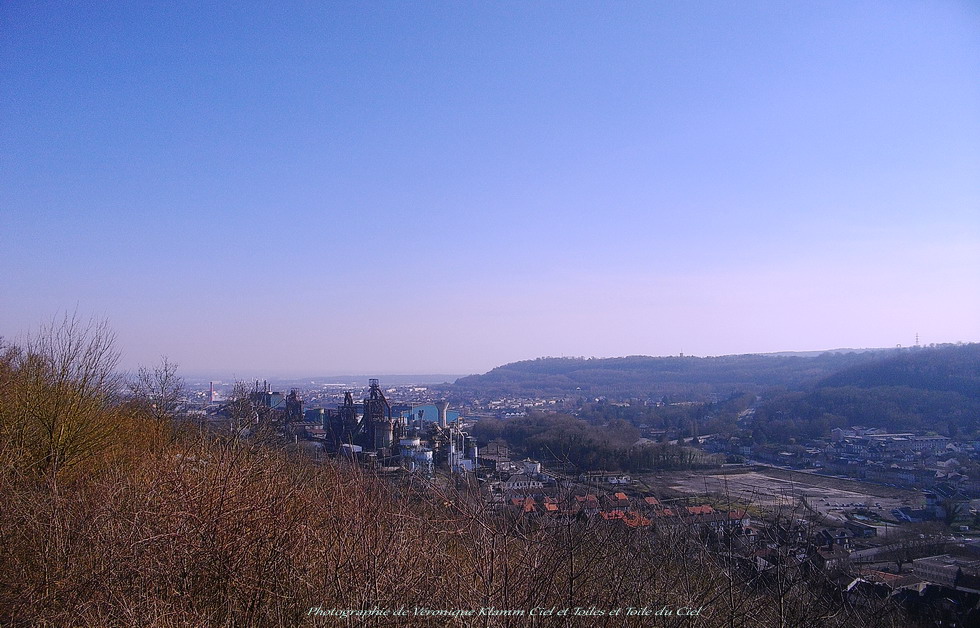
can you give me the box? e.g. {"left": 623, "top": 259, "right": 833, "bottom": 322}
{"left": 2, "top": 1, "right": 978, "bottom": 376}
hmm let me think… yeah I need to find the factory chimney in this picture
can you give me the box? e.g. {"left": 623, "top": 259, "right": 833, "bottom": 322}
{"left": 435, "top": 400, "right": 449, "bottom": 428}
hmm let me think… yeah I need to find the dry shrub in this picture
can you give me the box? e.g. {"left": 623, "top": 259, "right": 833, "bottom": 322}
{"left": 0, "top": 425, "right": 913, "bottom": 628}
{"left": 0, "top": 327, "right": 913, "bottom": 627}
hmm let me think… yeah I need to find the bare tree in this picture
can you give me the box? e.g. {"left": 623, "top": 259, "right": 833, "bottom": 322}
{"left": 225, "top": 380, "right": 259, "bottom": 437}
{"left": 129, "top": 356, "right": 184, "bottom": 421}
{"left": 10, "top": 313, "right": 121, "bottom": 478}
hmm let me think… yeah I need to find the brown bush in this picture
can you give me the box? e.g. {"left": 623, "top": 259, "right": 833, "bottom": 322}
{"left": 0, "top": 326, "right": 912, "bottom": 627}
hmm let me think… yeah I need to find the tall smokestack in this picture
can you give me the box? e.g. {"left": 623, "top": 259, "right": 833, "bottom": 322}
{"left": 435, "top": 400, "right": 449, "bottom": 428}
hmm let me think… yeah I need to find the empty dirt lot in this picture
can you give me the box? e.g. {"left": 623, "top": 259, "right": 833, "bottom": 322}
{"left": 645, "top": 466, "right": 921, "bottom": 523}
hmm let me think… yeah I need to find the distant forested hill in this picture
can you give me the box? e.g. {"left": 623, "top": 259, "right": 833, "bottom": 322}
{"left": 450, "top": 351, "right": 892, "bottom": 399}
{"left": 751, "top": 344, "right": 980, "bottom": 440}
{"left": 817, "top": 343, "right": 980, "bottom": 398}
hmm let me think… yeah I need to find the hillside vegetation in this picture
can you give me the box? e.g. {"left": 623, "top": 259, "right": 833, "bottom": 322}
{"left": 752, "top": 344, "right": 980, "bottom": 441}
{"left": 451, "top": 351, "right": 890, "bottom": 399}
{"left": 455, "top": 345, "right": 980, "bottom": 446}
{"left": 817, "top": 343, "right": 980, "bottom": 398}
{"left": 0, "top": 319, "right": 910, "bottom": 626}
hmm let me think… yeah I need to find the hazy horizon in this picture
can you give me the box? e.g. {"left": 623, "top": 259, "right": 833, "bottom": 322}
{"left": 3, "top": 3, "right": 978, "bottom": 376}
{"left": 140, "top": 343, "right": 960, "bottom": 383}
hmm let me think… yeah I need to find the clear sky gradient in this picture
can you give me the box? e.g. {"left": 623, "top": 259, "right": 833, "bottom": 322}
{"left": 2, "top": 2, "right": 978, "bottom": 377}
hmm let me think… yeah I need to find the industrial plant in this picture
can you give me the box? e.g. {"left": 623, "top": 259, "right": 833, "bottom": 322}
{"left": 317, "top": 380, "right": 479, "bottom": 474}
{"left": 239, "top": 379, "right": 479, "bottom": 475}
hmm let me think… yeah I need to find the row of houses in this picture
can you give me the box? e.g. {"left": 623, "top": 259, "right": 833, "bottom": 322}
{"left": 830, "top": 432, "right": 951, "bottom": 456}
{"left": 503, "top": 492, "right": 749, "bottom": 532}
{"left": 844, "top": 549, "right": 980, "bottom": 624}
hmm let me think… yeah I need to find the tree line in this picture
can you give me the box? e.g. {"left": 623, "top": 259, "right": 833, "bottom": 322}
{"left": 471, "top": 412, "right": 722, "bottom": 472}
